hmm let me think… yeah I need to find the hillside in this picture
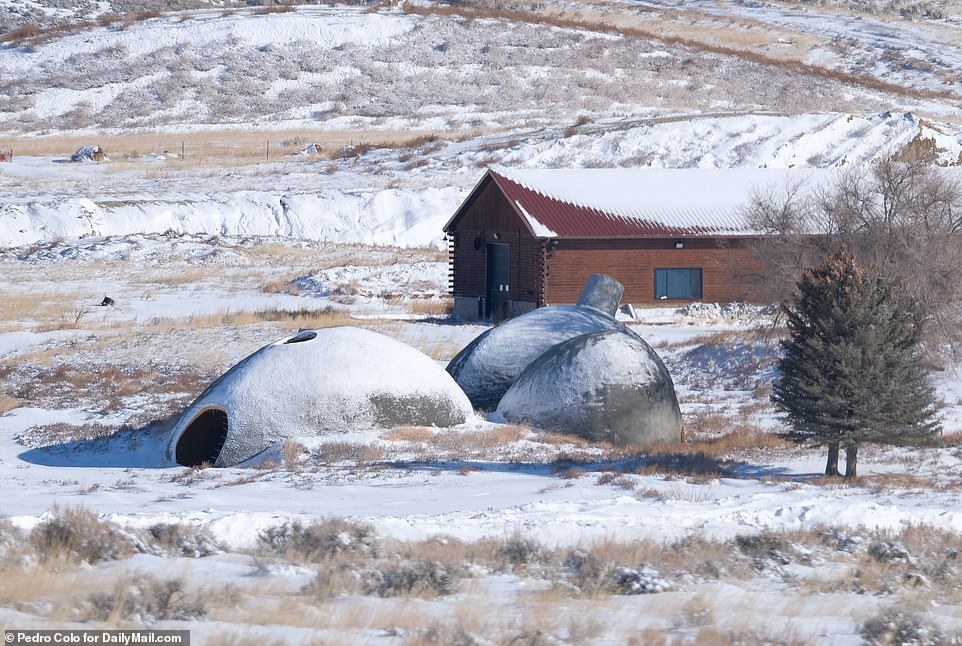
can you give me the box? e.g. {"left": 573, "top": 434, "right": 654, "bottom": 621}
{"left": 5, "top": 2, "right": 962, "bottom": 643}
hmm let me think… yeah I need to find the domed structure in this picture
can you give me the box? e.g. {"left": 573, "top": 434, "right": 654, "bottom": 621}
{"left": 166, "top": 327, "right": 473, "bottom": 467}
{"left": 447, "top": 304, "right": 625, "bottom": 410}
{"left": 497, "top": 329, "right": 682, "bottom": 447}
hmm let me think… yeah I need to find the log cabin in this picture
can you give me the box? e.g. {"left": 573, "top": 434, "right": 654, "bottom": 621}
{"left": 443, "top": 167, "right": 825, "bottom": 320}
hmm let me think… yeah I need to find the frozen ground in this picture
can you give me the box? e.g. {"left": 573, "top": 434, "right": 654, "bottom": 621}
{"left": 2, "top": 235, "right": 962, "bottom": 644}
{"left": 3, "top": 0, "right": 962, "bottom": 642}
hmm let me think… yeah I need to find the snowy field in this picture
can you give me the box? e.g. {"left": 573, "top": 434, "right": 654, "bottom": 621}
{"left": 3, "top": 234, "right": 962, "bottom": 644}
{"left": 4, "top": 0, "right": 962, "bottom": 643}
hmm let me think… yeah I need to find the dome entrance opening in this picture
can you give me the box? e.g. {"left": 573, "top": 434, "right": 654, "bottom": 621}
{"left": 175, "top": 407, "right": 228, "bottom": 467}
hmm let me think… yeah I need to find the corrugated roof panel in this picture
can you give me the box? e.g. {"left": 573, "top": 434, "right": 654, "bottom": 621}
{"left": 489, "top": 167, "right": 837, "bottom": 239}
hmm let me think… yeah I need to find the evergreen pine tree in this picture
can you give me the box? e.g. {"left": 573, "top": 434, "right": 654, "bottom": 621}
{"left": 772, "top": 246, "right": 941, "bottom": 478}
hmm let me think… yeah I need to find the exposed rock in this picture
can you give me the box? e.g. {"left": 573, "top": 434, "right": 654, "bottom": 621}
{"left": 446, "top": 304, "right": 625, "bottom": 410}
{"left": 167, "top": 327, "right": 473, "bottom": 467}
{"left": 497, "top": 329, "right": 681, "bottom": 447}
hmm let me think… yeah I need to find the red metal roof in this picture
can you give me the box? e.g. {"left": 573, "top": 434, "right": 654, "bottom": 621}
{"left": 488, "top": 170, "right": 746, "bottom": 239}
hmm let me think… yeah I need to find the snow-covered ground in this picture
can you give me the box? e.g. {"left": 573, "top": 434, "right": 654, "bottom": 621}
{"left": 4, "top": 0, "right": 962, "bottom": 642}
{"left": 2, "top": 234, "right": 962, "bottom": 643}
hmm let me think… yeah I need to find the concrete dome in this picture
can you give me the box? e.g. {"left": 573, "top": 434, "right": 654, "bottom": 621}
{"left": 166, "top": 326, "right": 473, "bottom": 467}
{"left": 497, "top": 329, "right": 682, "bottom": 447}
{"left": 446, "top": 304, "right": 625, "bottom": 410}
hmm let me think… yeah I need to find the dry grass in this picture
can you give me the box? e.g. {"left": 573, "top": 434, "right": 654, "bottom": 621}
{"left": 430, "top": 424, "right": 530, "bottom": 454}
{"left": 415, "top": 337, "right": 464, "bottom": 361}
{"left": 8, "top": 362, "right": 209, "bottom": 414}
{"left": 402, "top": 2, "right": 958, "bottom": 102}
{"left": 129, "top": 266, "right": 211, "bottom": 286}
{"left": 310, "top": 441, "right": 386, "bottom": 465}
{"left": 0, "top": 396, "right": 22, "bottom": 414}
{"left": 28, "top": 505, "right": 134, "bottom": 567}
{"left": 143, "top": 305, "right": 354, "bottom": 331}
{"left": 0, "top": 289, "right": 88, "bottom": 332}
{"left": 624, "top": 422, "right": 794, "bottom": 479}
{"left": 8, "top": 511, "right": 962, "bottom": 641}
{"left": 280, "top": 440, "right": 305, "bottom": 470}
{"left": 407, "top": 297, "right": 453, "bottom": 317}
{"left": 533, "top": 431, "right": 594, "bottom": 448}
{"left": 382, "top": 426, "right": 438, "bottom": 443}
{"left": 259, "top": 276, "right": 300, "bottom": 295}
{"left": 381, "top": 424, "right": 531, "bottom": 459}
{"left": 0, "top": 127, "right": 463, "bottom": 169}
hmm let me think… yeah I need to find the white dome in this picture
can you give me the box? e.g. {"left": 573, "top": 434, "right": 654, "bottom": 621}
{"left": 167, "top": 326, "right": 473, "bottom": 467}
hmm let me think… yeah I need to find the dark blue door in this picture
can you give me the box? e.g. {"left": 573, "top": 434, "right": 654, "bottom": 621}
{"left": 486, "top": 242, "right": 511, "bottom": 319}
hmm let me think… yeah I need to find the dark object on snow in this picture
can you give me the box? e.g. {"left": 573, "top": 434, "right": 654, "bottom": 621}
{"left": 577, "top": 273, "right": 625, "bottom": 317}
{"left": 100, "top": 296, "right": 115, "bottom": 307}
{"left": 498, "top": 329, "right": 682, "bottom": 447}
{"left": 70, "top": 145, "right": 108, "bottom": 162}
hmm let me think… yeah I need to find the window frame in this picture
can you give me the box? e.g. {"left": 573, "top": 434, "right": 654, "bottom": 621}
{"left": 654, "top": 267, "right": 704, "bottom": 301}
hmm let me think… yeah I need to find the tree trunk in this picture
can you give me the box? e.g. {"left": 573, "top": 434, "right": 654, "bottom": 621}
{"left": 825, "top": 442, "right": 840, "bottom": 476}
{"left": 844, "top": 444, "right": 858, "bottom": 479}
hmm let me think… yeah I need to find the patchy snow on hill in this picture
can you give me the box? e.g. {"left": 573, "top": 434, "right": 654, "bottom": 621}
{"left": 2, "top": 112, "right": 960, "bottom": 249}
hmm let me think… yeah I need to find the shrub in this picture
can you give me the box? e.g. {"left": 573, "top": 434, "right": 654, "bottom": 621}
{"left": 610, "top": 565, "right": 672, "bottom": 594}
{"left": 860, "top": 605, "right": 949, "bottom": 646}
{"left": 258, "top": 518, "right": 379, "bottom": 562}
{"left": 563, "top": 548, "right": 609, "bottom": 595}
{"left": 494, "top": 532, "right": 548, "bottom": 569}
{"left": 30, "top": 506, "right": 134, "bottom": 565}
{"left": 734, "top": 533, "right": 791, "bottom": 571}
{"left": 87, "top": 574, "right": 206, "bottom": 622}
{"left": 147, "top": 523, "right": 221, "bottom": 558}
{"left": 361, "top": 559, "right": 457, "bottom": 597}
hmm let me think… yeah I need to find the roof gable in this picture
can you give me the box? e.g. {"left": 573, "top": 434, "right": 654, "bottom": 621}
{"left": 443, "top": 170, "right": 535, "bottom": 237}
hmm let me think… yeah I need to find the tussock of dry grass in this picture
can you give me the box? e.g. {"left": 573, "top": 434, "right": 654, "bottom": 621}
{"left": 383, "top": 425, "right": 437, "bottom": 444}
{"left": 28, "top": 505, "right": 135, "bottom": 567}
{"left": 407, "top": 297, "right": 453, "bottom": 317}
{"left": 533, "top": 431, "right": 595, "bottom": 448}
{"left": 0, "top": 395, "right": 22, "bottom": 414}
{"left": 431, "top": 425, "right": 530, "bottom": 454}
{"left": 310, "top": 441, "right": 386, "bottom": 465}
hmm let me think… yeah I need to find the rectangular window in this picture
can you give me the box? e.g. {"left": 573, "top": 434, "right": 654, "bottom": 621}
{"left": 655, "top": 268, "right": 703, "bottom": 300}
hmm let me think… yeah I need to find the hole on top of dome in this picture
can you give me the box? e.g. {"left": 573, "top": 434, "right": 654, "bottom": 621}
{"left": 285, "top": 330, "right": 317, "bottom": 344}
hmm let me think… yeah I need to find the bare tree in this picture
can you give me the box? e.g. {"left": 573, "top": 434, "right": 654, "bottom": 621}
{"left": 746, "top": 158, "right": 962, "bottom": 343}
{"left": 743, "top": 176, "right": 832, "bottom": 305}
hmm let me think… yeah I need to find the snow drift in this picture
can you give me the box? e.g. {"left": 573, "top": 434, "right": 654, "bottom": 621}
{"left": 0, "top": 187, "right": 461, "bottom": 249}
